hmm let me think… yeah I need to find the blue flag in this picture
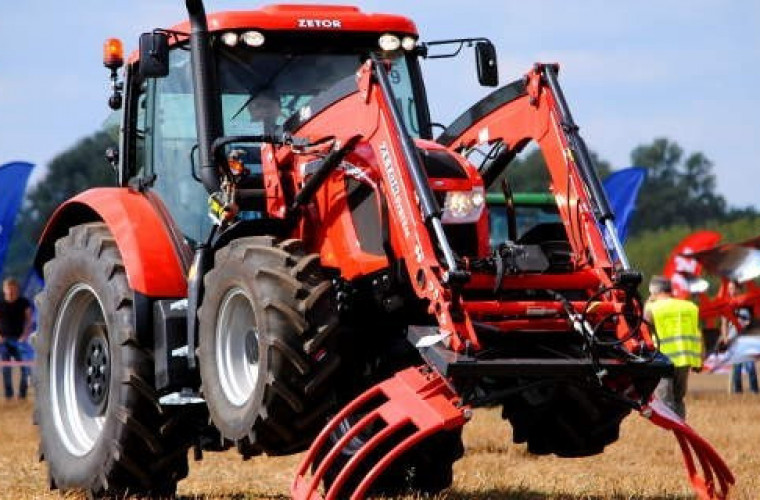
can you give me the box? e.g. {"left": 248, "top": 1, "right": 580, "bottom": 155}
{"left": 603, "top": 166, "right": 647, "bottom": 244}
{"left": 0, "top": 161, "right": 35, "bottom": 278}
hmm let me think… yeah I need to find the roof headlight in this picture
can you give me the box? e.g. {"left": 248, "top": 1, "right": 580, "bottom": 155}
{"left": 241, "top": 31, "right": 265, "bottom": 47}
{"left": 401, "top": 36, "right": 417, "bottom": 51}
{"left": 220, "top": 32, "right": 239, "bottom": 46}
{"left": 378, "top": 34, "right": 401, "bottom": 52}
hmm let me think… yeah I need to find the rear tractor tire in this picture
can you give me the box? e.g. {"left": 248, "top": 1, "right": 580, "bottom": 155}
{"left": 34, "top": 223, "right": 190, "bottom": 497}
{"left": 197, "top": 236, "right": 340, "bottom": 455}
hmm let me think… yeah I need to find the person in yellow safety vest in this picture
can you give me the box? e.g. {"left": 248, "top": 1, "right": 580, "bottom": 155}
{"left": 643, "top": 275, "right": 703, "bottom": 420}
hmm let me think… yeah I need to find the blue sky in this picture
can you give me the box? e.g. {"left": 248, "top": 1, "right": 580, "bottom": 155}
{"left": 1, "top": 1, "right": 758, "bottom": 208}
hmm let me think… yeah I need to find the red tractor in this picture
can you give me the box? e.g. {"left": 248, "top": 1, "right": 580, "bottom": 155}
{"left": 34, "top": 1, "right": 733, "bottom": 498}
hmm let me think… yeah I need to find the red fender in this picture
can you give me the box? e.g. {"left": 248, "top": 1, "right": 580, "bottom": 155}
{"left": 36, "top": 187, "right": 189, "bottom": 297}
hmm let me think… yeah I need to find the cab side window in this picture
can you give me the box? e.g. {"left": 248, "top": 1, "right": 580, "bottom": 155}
{"left": 134, "top": 83, "right": 147, "bottom": 179}
{"left": 145, "top": 48, "right": 210, "bottom": 244}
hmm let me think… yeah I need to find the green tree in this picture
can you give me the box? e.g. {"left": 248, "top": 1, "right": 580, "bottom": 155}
{"left": 629, "top": 138, "right": 728, "bottom": 233}
{"left": 4, "top": 130, "right": 117, "bottom": 279}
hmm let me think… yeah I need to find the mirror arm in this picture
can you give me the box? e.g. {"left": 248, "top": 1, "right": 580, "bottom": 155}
{"left": 420, "top": 37, "right": 492, "bottom": 59}
{"left": 108, "top": 69, "right": 123, "bottom": 110}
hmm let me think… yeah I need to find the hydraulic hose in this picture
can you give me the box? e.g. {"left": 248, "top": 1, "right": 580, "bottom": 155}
{"left": 371, "top": 54, "right": 461, "bottom": 276}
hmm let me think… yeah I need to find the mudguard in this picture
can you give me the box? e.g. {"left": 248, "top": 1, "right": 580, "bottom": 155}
{"left": 35, "top": 187, "right": 189, "bottom": 297}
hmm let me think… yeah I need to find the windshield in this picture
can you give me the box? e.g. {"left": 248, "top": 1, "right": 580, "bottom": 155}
{"left": 216, "top": 45, "right": 424, "bottom": 140}
{"left": 139, "top": 43, "right": 428, "bottom": 242}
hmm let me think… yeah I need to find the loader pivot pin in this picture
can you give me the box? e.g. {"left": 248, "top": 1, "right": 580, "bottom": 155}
{"left": 292, "top": 366, "right": 468, "bottom": 500}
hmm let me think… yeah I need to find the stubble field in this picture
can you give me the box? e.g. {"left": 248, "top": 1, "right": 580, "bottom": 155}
{"left": 0, "top": 373, "right": 757, "bottom": 499}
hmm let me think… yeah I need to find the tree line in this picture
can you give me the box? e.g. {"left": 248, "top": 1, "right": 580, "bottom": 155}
{"left": 4, "top": 130, "right": 117, "bottom": 279}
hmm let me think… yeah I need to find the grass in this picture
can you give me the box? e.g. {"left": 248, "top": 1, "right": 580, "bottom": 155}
{"left": 0, "top": 373, "right": 757, "bottom": 499}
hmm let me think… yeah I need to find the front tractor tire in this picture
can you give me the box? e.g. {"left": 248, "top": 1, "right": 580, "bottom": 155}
{"left": 198, "top": 237, "right": 340, "bottom": 455}
{"left": 35, "top": 223, "right": 189, "bottom": 497}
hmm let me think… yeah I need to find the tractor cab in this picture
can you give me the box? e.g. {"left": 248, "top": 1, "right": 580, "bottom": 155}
{"left": 104, "top": 4, "right": 494, "bottom": 245}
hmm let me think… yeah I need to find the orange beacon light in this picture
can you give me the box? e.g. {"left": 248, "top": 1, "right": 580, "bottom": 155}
{"left": 103, "top": 38, "right": 124, "bottom": 70}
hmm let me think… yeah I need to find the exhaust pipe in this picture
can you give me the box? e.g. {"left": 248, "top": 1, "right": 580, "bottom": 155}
{"left": 186, "top": 0, "right": 222, "bottom": 193}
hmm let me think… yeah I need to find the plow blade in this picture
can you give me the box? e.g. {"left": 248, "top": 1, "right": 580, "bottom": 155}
{"left": 292, "top": 366, "right": 468, "bottom": 500}
{"left": 641, "top": 399, "right": 734, "bottom": 500}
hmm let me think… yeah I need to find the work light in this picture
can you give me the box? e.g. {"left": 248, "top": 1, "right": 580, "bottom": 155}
{"left": 241, "top": 31, "right": 265, "bottom": 47}
{"left": 378, "top": 34, "right": 401, "bottom": 51}
{"left": 401, "top": 36, "right": 416, "bottom": 51}
{"left": 220, "top": 32, "right": 239, "bottom": 46}
{"left": 441, "top": 187, "right": 485, "bottom": 224}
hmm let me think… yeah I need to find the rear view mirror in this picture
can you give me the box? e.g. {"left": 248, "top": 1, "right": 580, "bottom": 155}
{"left": 139, "top": 32, "right": 169, "bottom": 78}
{"left": 475, "top": 41, "right": 498, "bottom": 87}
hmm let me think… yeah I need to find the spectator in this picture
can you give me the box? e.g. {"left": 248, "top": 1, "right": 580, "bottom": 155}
{"left": 0, "top": 277, "right": 33, "bottom": 400}
{"left": 718, "top": 281, "right": 758, "bottom": 394}
{"left": 644, "top": 275, "right": 703, "bottom": 420}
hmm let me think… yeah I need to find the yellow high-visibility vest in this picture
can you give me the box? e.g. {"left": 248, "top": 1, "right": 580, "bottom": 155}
{"left": 647, "top": 298, "right": 702, "bottom": 368}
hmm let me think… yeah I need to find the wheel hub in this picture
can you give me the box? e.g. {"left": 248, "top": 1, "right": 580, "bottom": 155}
{"left": 50, "top": 284, "right": 110, "bottom": 457}
{"left": 216, "top": 288, "right": 260, "bottom": 407}
{"left": 244, "top": 328, "right": 259, "bottom": 362}
{"left": 84, "top": 335, "right": 110, "bottom": 407}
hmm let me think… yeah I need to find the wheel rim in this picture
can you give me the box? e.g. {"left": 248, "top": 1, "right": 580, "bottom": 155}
{"left": 50, "top": 284, "right": 110, "bottom": 457}
{"left": 216, "top": 288, "right": 260, "bottom": 407}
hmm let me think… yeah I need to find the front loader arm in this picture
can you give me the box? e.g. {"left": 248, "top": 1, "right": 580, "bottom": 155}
{"left": 291, "top": 57, "right": 478, "bottom": 351}
{"left": 440, "top": 64, "right": 620, "bottom": 274}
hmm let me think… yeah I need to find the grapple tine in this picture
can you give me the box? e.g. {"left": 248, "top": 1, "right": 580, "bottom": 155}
{"left": 311, "top": 410, "right": 381, "bottom": 489}
{"left": 292, "top": 366, "right": 469, "bottom": 500}
{"left": 641, "top": 398, "right": 735, "bottom": 500}
{"left": 351, "top": 424, "right": 441, "bottom": 499}
{"left": 292, "top": 386, "right": 386, "bottom": 500}
{"left": 334, "top": 419, "right": 410, "bottom": 500}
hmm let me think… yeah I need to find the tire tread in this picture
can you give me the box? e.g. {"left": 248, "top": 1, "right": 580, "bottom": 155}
{"left": 199, "top": 236, "right": 340, "bottom": 455}
{"left": 35, "top": 223, "right": 190, "bottom": 497}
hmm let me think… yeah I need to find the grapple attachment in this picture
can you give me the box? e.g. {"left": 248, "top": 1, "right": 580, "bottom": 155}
{"left": 641, "top": 398, "right": 734, "bottom": 500}
{"left": 291, "top": 366, "right": 468, "bottom": 500}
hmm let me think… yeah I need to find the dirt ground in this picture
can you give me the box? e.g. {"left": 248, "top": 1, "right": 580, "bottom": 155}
{"left": 0, "top": 372, "right": 757, "bottom": 499}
